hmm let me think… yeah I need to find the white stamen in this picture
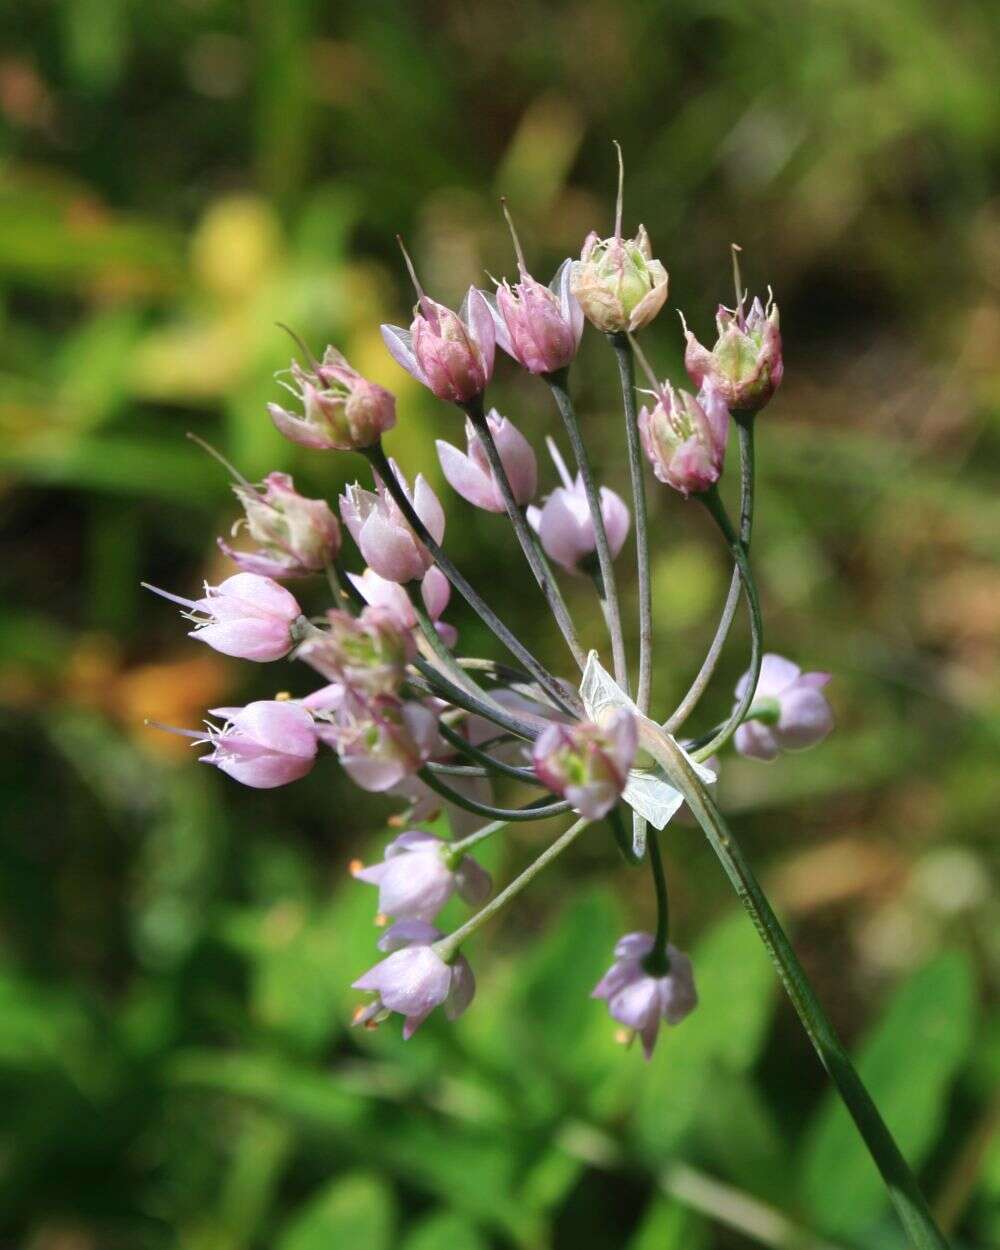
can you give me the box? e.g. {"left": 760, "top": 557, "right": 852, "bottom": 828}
{"left": 546, "top": 436, "right": 575, "bottom": 491}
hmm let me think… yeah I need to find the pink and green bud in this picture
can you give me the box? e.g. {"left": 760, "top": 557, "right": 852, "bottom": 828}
{"left": 683, "top": 292, "right": 783, "bottom": 414}
{"left": 268, "top": 346, "right": 397, "bottom": 451}
{"left": 348, "top": 566, "right": 456, "bottom": 649}
{"left": 321, "top": 694, "right": 438, "bottom": 793}
{"left": 298, "top": 605, "right": 412, "bottom": 698}
{"left": 592, "top": 933, "right": 697, "bottom": 1058}
{"left": 219, "top": 471, "right": 340, "bottom": 578}
{"left": 353, "top": 830, "right": 491, "bottom": 924}
{"left": 638, "top": 379, "right": 730, "bottom": 497}
{"left": 352, "top": 919, "right": 475, "bottom": 1039}
{"left": 339, "top": 460, "right": 445, "bottom": 584}
{"left": 436, "top": 409, "right": 537, "bottom": 513}
{"left": 733, "top": 653, "right": 832, "bottom": 761}
{"left": 532, "top": 708, "right": 638, "bottom": 820}
{"left": 143, "top": 572, "right": 303, "bottom": 662}
{"left": 572, "top": 227, "right": 669, "bottom": 334}
{"left": 197, "top": 700, "right": 318, "bottom": 789}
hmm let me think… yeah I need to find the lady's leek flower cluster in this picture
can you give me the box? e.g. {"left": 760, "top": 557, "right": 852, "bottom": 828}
{"left": 146, "top": 151, "right": 832, "bottom": 1056}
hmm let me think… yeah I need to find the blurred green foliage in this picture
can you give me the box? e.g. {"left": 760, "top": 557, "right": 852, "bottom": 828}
{"left": 0, "top": 1, "right": 998, "bottom": 1246}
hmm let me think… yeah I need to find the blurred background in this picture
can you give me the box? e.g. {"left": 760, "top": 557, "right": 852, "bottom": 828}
{"left": 1, "top": 1, "right": 998, "bottom": 1247}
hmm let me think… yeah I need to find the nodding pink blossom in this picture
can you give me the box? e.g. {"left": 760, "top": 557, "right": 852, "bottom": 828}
{"left": 297, "top": 605, "right": 412, "bottom": 698}
{"left": 533, "top": 709, "right": 638, "bottom": 820}
{"left": 592, "top": 933, "right": 698, "bottom": 1058}
{"left": 733, "top": 654, "right": 833, "bottom": 761}
{"left": 527, "top": 438, "right": 630, "bottom": 574}
{"left": 683, "top": 293, "right": 783, "bottom": 414}
{"left": 268, "top": 346, "right": 396, "bottom": 451}
{"left": 353, "top": 830, "right": 491, "bottom": 924}
{"left": 340, "top": 460, "right": 445, "bottom": 584}
{"left": 319, "top": 694, "right": 438, "bottom": 793}
{"left": 436, "top": 410, "right": 537, "bottom": 513}
{"left": 638, "top": 380, "right": 730, "bottom": 497}
{"left": 381, "top": 243, "right": 495, "bottom": 405}
{"left": 143, "top": 573, "right": 302, "bottom": 662}
{"left": 219, "top": 471, "right": 341, "bottom": 578}
{"left": 197, "top": 700, "right": 318, "bottom": 788}
{"left": 348, "top": 566, "right": 456, "bottom": 649}
{"left": 352, "top": 919, "right": 475, "bottom": 1039}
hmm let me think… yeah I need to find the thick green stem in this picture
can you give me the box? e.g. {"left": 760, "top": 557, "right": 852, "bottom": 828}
{"left": 544, "top": 368, "right": 629, "bottom": 689}
{"left": 635, "top": 722, "right": 949, "bottom": 1250}
{"left": 665, "top": 417, "right": 756, "bottom": 734}
{"left": 693, "top": 484, "right": 762, "bottom": 760}
{"left": 363, "top": 442, "right": 576, "bottom": 716}
{"left": 407, "top": 662, "right": 539, "bottom": 742}
{"left": 464, "top": 398, "right": 586, "bottom": 672}
{"left": 437, "top": 719, "right": 542, "bottom": 785}
{"left": 435, "top": 816, "right": 590, "bottom": 961}
{"left": 642, "top": 828, "right": 671, "bottom": 976}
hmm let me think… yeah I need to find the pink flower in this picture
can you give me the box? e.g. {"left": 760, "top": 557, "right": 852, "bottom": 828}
{"left": 734, "top": 654, "right": 833, "bottom": 761}
{"left": 340, "top": 460, "right": 445, "bottom": 584}
{"left": 297, "top": 605, "right": 412, "bottom": 698}
{"left": 348, "top": 566, "right": 456, "bottom": 649}
{"left": 527, "top": 439, "right": 630, "bottom": 574}
{"left": 638, "top": 380, "right": 730, "bottom": 497}
{"left": 197, "top": 700, "right": 318, "bottom": 788}
{"left": 572, "top": 227, "right": 669, "bottom": 334}
{"left": 352, "top": 919, "right": 475, "bottom": 1039}
{"left": 320, "top": 694, "right": 438, "bottom": 793}
{"left": 268, "top": 346, "right": 396, "bottom": 451}
{"left": 436, "top": 409, "right": 537, "bottom": 513}
{"left": 532, "top": 709, "right": 638, "bottom": 820}
{"left": 218, "top": 471, "right": 341, "bottom": 578}
{"left": 682, "top": 293, "right": 783, "bottom": 414}
{"left": 353, "top": 830, "right": 491, "bottom": 923}
{"left": 592, "top": 933, "right": 697, "bottom": 1058}
{"left": 143, "top": 572, "right": 302, "bottom": 661}
{"left": 488, "top": 257, "right": 583, "bottom": 374}
{"left": 382, "top": 286, "right": 495, "bottom": 405}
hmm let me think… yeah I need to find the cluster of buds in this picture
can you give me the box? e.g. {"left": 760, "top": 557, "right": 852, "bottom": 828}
{"left": 145, "top": 147, "right": 837, "bottom": 1057}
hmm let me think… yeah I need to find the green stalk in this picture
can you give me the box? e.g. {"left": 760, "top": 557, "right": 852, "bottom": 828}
{"left": 634, "top": 721, "right": 949, "bottom": 1250}
{"left": 642, "top": 828, "right": 671, "bottom": 976}
{"left": 416, "top": 765, "right": 570, "bottom": 823}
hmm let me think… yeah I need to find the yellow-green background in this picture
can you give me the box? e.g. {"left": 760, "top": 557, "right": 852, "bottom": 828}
{"left": 1, "top": 2, "right": 997, "bottom": 1247}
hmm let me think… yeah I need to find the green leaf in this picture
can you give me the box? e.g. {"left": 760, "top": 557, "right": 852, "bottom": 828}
{"left": 799, "top": 951, "right": 975, "bottom": 1236}
{"left": 627, "top": 1194, "right": 708, "bottom": 1250}
{"left": 277, "top": 1173, "right": 394, "bottom": 1250}
{"left": 632, "top": 909, "right": 775, "bottom": 1158}
{"left": 401, "top": 1211, "right": 488, "bottom": 1250}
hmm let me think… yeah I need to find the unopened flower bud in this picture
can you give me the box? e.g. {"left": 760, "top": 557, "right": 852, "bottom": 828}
{"left": 683, "top": 292, "right": 783, "bottom": 414}
{"left": 348, "top": 566, "right": 456, "bottom": 649}
{"left": 733, "top": 654, "right": 833, "bottom": 761}
{"left": 219, "top": 471, "right": 340, "bottom": 578}
{"left": 352, "top": 919, "right": 475, "bottom": 1039}
{"left": 592, "top": 933, "right": 697, "bottom": 1058}
{"left": 268, "top": 346, "right": 396, "bottom": 451}
{"left": 353, "top": 830, "right": 491, "bottom": 923}
{"left": 382, "top": 241, "right": 495, "bottom": 404}
{"left": 144, "top": 572, "right": 302, "bottom": 662}
{"left": 638, "top": 380, "right": 730, "bottom": 497}
{"left": 532, "top": 709, "right": 637, "bottom": 820}
{"left": 340, "top": 460, "right": 445, "bottom": 584}
{"left": 436, "top": 409, "right": 537, "bottom": 513}
{"left": 298, "top": 605, "right": 412, "bottom": 697}
{"left": 527, "top": 438, "right": 629, "bottom": 574}
{"left": 198, "top": 700, "right": 318, "bottom": 788}
{"left": 322, "top": 694, "right": 438, "bottom": 793}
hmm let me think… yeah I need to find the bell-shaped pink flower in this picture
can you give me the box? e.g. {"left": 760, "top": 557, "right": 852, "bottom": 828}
{"left": 733, "top": 654, "right": 833, "bottom": 761}
{"left": 436, "top": 409, "right": 537, "bottom": 513}
{"left": 683, "top": 292, "right": 783, "bottom": 414}
{"left": 638, "top": 379, "right": 730, "bottom": 497}
{"left": 197, "top": 700, "right": 318, "bottom": 788}
{"left": 352, "top": 919, "right": 475, "bottom": 1039}
{"left": 340, "top": 460, "right": 445, "bottom": 584}
{"left": 297, "top": 605, "right": 412, "bottom": 698}
{"left": 143, "top": 572, "right": 302, "bottom": 662}
{"left": 592, "top": 933, "right": 697, "bottom": 1058}
{"left": 526, "top": 439, "right": 630, "bottom": 574}
{"left": 320, "top": 694, "right": 438, "bottom": 793}
{"left": 381, "top": 247, "right": 495, "bottom": 405}
{"left": 268, "top": 346, "right": 396, "bottom": 451}
{"left": 532, "top": 709, "right": 637, "bottom": 820}
{"left": 219, "top": 471, "right": 341, "bottom": 578}
{"left": 348, "top": 566, "right": 456, "bottom": 649}
{"left": 353, "top": 830, "right": 491, "bottom": 924}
